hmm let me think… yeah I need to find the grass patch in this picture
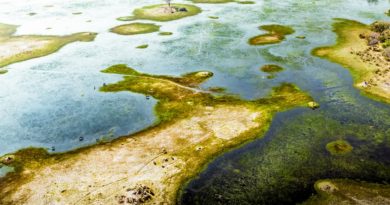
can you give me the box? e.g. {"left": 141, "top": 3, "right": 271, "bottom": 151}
{"left": 326, "top": 140, "right": 353, "bottom": 155}
{"left": 136, "top": 44, "right": 149, "bottom": 49}
{"left": 110, "top": 23, "right": 160, "bottom": 35}
{"left": 249, "top": 24, "right": 295, "bottom": 45}
{"left": 303, "top": 179, "right": 390, "bottom": 205}
{"left": 260, "top": 64, "right": 284, "bottom": 73}
{"left": 191, "top": 0, "right": 234, "bottom": 3}
{"left": 159, "top": 31, "right": 173, "bottom": 36}
{"left": 133, "top": 4, "right": 201, "bottom": 22}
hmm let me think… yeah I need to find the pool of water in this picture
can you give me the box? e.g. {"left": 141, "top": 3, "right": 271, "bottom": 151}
{"left": 0, "top": 0, "right": 389, "bottom": 203}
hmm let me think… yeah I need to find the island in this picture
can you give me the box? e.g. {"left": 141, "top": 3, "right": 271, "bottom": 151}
{"left": 110, "top": 23, "right": 160, "bottom": 35}
{"left": 0, "top": 23, "right": 97, "bottom": 70}
{"left": 0, "top": 64, "right": 314, "bottom": 204}
{"left": 303, "top": 179, "right": 390, "bottom": 205}
{"left": 312, "top": 19, "right": 390, "bottom": 103}
{"left": 117, "top": 4, "right": 201, "bottom": 22}
{"left": 249, "top": 24, "right": 295, "bottom": 46}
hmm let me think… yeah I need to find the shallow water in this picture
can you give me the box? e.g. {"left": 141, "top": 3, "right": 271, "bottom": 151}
{"left": 0, "top": 0, "right": 389, "bottom": 203}
{"left": 179, "top": 0, "right": 390, "bottom": 204}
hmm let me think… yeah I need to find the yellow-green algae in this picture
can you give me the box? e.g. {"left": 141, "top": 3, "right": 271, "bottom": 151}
{"left": 237, "top": 1, "right": 255, "bottom": 4}
{"left": 110, "top": 23, "right": 160, "bottom": 35}
{"left": 249, "top": 24, "right": 295, "bottom": 46}
{"left": 159, "top": 31, "right": 173, "bottom": 36}
{"left": 0, "top": 69, "right": 7, "bottom": 74}
{"left": 136, "top": 44, "right": 149, "bottom": 49}
{"left": 130, "top": 4, "right": 202, "bottom": 22}
{"left": 191, "top": 0, "right": 234, "bottom": 3}
{"left": 0, "top": 65, "right": 313, "bottom": 204}
{"left": 312, "top": 19, "right": 390, "bottom": 103}
{"left": 302, "top": 179, "right": 390, "bottom": 205}
{"left": 0, "top": 23, "right": 96, "bottom": 69}
{"left": 260, "top": 64, "right": 284, "bottom": 73}
{"left": 326, "top": 140, "right": 353, "bottom": 155}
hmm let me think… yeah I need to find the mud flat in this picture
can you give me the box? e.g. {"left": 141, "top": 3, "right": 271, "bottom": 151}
{"left": 303, "top": 179, "right": 390, "bottom": 205}
{"left": 313, "top": 19, "right": 390, "bottom": 103}
{"left": 0, "top": 65, "right": 313, "bottom": 204}
{"left": 0, "top": 23, "right": 96, "bottom": 69}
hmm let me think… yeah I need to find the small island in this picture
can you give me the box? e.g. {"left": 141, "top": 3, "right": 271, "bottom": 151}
{"left": 110, "top": 23, "right": 160, "bottom": 35}
{"left": 0, "top": 65, "right": 314, "bottom": 204}
{"left": 117, "top": 4, "right": 202, "bottom": 22}
{"left": 303, "top": 179, "right": 390, "bottom": 205}
{"left": 260, "top": 64, "right": 284, "bottom": 79}
{"left": 326, "top": 139, "right": 353, "bottom": 155}
{"left": 312, "top": 19, "right": 390, "bottom": 103}
{"left": 0, "top": 23, "right": 97, "bottom": 69}
{"left": 249, "top": 24, "right": 295, "bottom": 46}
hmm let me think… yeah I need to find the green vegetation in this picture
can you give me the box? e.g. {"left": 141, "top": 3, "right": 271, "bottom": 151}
{"left": 326, "top": 140, "right": 353, "bottom": 155}
{"left": 260, "top": 64, "right": 284, "bottom": 79}
{"left": 307, "top": 101, "right": 320, "bottom": 110}
{"left": 132, "top": 4, "right": 202, "bottom": 22}
{"left": 303, "top": 179, "right": 390, "bottom": 205}
{"left": 191, "top": 0, "right": 234, "bottom": 3}
{"left": 116, "top": 16, "right": 136, "bottom": 21}
{"left": 249, "top": 24, "right": 295, "bottom": 45}
{"left": 237, "top": 1, "right": 255, "bottom": 4}
{"left": 312, "top": 19, "right": 390, "bottom": 103}
{"left": 180, "top": 108, "right": 390, "bottom": 204}
{"left": 136, "top": 44, "right": 149, "bottom": 49}
{"left": 159, "top": 31, "right": 173, "bottom": 36}
{"left": 0, "top": 65, "right": 313, "bottom": 204}
{"left": 0, "top": 70, "right": 7, "bottom": 74}
{"left": 208, "top": 16, "right": 219, "bottom": 19}
{"left": 110, "top": 23, "right": 160, "bottom": 35}
{"left": 260, "top": 64, "right": 284, "bottom": 73}
{"left": 0, "top": 23, "right": 97, "bottom": 68}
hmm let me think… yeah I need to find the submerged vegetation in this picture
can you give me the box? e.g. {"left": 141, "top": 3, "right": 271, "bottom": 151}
{"left": 0, "top": 64, "right": 314, "bottom": 204}
{"left": 312, "top": 19, "right": 390, "bottom": 103}
{"left": 0, "top": 23, "right": 96, "bottom": 69}
{"left": 181, "top": 108, "right": 390, "bottom": 204}
{"left": 136, "top": 44, "right": 149, "bottom": 49}
{"left": 110, "top": 23, "right": 160, "bottom": 35}
{"left": 260, "top": 64, "right": 284, "bottom": 73}
{"left": 249, "top": 24, "right": 295, "bottom": 45}
{"left": 260, "top": 64, "right": 284, "bottom": 79}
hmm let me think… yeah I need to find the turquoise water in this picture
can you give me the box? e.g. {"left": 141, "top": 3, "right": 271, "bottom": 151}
{"left": 0, "top": 0, "right": 389, "bottom": 203}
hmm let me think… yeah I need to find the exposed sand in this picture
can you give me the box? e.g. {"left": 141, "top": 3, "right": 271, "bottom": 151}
{"left": 313, "top": 19, "right": 390, "bottom": 103}
{"left": 303, "top": 179, "right": 390, "bottom": 205}
{"left": 2, "top": 105, "right": 261, "bottom": 205}
{"left": 0, "top": 66, "right": 312, "bottom": 205}
{"left": 0, "top": 23, "right": 96, "bottom": 68}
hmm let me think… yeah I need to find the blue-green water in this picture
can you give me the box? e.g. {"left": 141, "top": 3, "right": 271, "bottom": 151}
{"left": 179, "top": 0, "right": 390, "bottom": 204}
{"left": 0, "top": 0, "right": 389, "bottom": 202}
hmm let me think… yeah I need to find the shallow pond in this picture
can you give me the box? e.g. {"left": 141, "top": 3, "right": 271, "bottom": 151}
{"left": 0, "top": 0, "right": 389, "bottom": 203}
